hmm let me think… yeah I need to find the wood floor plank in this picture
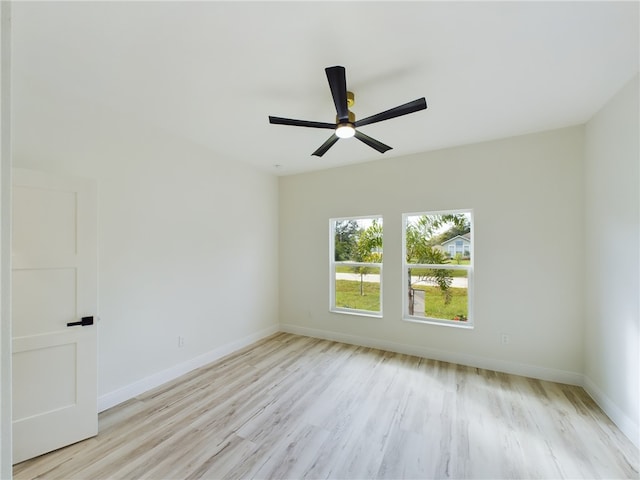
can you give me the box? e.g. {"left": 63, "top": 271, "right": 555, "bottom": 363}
{"left": 13, "top": 333, "right": 640, "bottom": 479}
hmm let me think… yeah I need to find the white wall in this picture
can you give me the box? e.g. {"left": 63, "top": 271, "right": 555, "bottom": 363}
{"left": 280, "top": 127, "right": 585, "bottom": 383}
{"left": 11, "top": 83, "right": 280, "bottom": 407}
{"left": 584, "top": 74, "right": 639, "bottom": 446}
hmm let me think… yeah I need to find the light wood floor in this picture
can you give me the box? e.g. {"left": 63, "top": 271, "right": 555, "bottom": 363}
{"left": 14, "top": 332, "right": 639, "bottom": 479}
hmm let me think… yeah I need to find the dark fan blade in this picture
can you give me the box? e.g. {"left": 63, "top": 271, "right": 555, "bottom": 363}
{"left": 354, "top": 98, "right": 427, "bottom": 128}
{"left": 312, "top": 134, "right": 340, "bottom": 157}
{"left": 354, "top": 130, "right": 392, "bottom": 154}
{"left": 325, "top": 66, "right": 349, "bottom": 121}
{"left": 269, "top": 116, "right": 335, "bottom": 129}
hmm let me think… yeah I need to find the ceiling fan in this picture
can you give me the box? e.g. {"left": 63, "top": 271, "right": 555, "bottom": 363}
{"left": 268, "top": 66, "right": 427, "bottom": 157}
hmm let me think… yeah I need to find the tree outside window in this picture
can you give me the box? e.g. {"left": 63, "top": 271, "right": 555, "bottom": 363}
{"left": 403, "top": 211, "right": 473, "bottom": 325}
{"left": 330, "top": 217, "right": 383, "bottom": 316}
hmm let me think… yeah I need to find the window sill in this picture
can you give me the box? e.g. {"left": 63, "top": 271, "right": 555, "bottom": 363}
{"left": 402, "top": 316, "right": 474, "bottom": 329}
{"left": 331, "top": 308, "right": 383, "bottom": 319}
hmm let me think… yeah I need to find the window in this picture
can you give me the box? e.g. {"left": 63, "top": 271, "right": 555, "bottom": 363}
{"left": 403, "top": 210, "right": 473, "bottom": 327}
{"left": 330, "top": 216, "right": 383, "bottom": 316}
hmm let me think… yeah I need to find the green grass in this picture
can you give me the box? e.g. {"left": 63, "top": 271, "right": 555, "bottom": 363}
{"left": 412, "top": 285, "right": 468, "bottom": 321}
{"left": 335, "top": 279, "right": 467, "bottom": 321}
{"left": 335, "top": 265, "right": 377, "bottom": 274}
{"left": 409, "top": 267, "right": 467, "bottom": 278}
{"left": 336, "top": 265, "right": 351, "bottom": 273}
{"left": 335, "top": 280, "right": 380, "bottom": 312}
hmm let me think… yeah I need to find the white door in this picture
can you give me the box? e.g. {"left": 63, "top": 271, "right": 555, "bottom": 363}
{"left": 11, "top": 168, "right": 98, "bottom": 464}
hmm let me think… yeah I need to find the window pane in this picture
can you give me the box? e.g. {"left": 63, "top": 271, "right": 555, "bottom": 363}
{"left": 405, "top": 212, "right": 472, "bottom": 264}
{"left": 408, "top": 268, "right": 468, "bottom": 321}
{"left": 335, "top": 266, "right": 381, "bottom": 312}
{"left": 334, "top": 218, "right": 383, "bottom": 262}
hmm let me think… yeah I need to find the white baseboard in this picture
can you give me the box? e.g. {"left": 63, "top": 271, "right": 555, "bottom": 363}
{"left": 583, "top": 375, "right": 640, "bottom": 448}
{"left": 279, "top": 323, "right": 583, "bottom": 385}
{"left": 98, "top": 325, "right": 279, "bottom": 412}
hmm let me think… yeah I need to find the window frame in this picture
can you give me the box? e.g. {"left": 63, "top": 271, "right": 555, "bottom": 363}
{"left": 402, "top": 209, "right": 474, "bottom": 328}
{"left": 329, "top": 215, "right": 383, "bottom": 318}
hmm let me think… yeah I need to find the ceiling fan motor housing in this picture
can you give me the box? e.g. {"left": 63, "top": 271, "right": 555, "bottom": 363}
{"left": 336, "top": 110, "right": 356, "bottom": 124}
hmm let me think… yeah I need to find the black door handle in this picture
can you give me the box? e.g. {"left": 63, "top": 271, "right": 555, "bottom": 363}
{"left": 67, "top": 316, "right": 94, "bottom": 327}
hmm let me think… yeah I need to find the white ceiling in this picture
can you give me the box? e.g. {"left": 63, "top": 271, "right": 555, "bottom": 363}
{"left": 11, "top": 1, "right": 639, "bottom": 176}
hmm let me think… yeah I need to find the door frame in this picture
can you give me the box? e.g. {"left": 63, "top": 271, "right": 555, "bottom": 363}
{"left": 1, "top": 1, "right": 13, "bottom": 475}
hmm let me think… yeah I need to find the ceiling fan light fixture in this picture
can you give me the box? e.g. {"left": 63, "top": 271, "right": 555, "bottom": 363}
{"left": 335, "top": 123, "right": 355, "bottom": 138}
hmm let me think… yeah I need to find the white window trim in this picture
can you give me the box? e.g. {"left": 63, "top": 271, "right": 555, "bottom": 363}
{"left": 402, "top": 209, "right": 474, "bottom": 328}
{"left": 329, "top": 216, "right": 383, "bottom": 318}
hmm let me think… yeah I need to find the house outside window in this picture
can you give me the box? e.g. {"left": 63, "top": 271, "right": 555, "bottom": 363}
{"left": 403, "top": 210, "right": 473, "bottom": 327}
{"left": 330, "top": 216, "right": 383, "bottom": 317}
{"left": 442, "top": 235, "right": 471, "bottom": 259}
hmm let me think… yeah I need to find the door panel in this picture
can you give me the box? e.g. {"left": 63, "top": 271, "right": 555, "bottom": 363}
{"left": 12, "top": 185, "right": 77, "bottom": 259}
{"left": 11, "top": 168, "right": 97, "bottom": 464}
{"left": 13, "top": 341, "right": 77, "bottom": 420}
{"left": 12, "top": 268, "right": 77, "bottom": 337}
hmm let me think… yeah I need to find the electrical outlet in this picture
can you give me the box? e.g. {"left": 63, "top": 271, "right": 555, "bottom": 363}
{"left": 178, "top": 336, "right": 185, "bottom": 348}
{"left": 501, "top": 334, "right": 510, "bottom": 345}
